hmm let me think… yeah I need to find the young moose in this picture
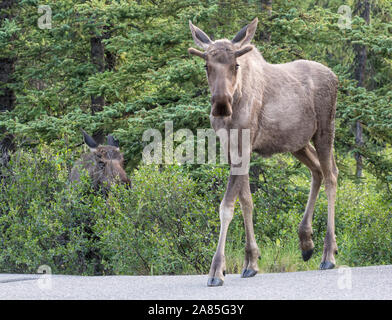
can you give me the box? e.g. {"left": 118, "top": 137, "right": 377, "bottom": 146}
{"left": 188, "top": 18, "right": 339, "bottom": 286}
{"left": 70, "top": 130, "right": 131, "bottom": 191}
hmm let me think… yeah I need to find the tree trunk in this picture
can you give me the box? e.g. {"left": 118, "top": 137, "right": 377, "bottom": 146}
{"left": 0, "top": 57, "right": 15, "bottom": 112}
{"left": 260, "top": 0, "right": 272, "bottom": 16}
{"left": 353, "top": 0, "right": 370, "bottom": 178}
{"left": 258, "top": 1, "right": 272, "bottom": 42}
{"left": 90, "top": 36, "right": 105, "bottom": 115}
{"left": 0, "top": 0, "right": 16, "bottom": 167}
{"left": 90, "top": 25, "right": 115, "bottom": 144}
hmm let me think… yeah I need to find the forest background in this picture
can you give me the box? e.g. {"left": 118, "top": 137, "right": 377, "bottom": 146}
{"left": 0, "top": 0, "right": 391, "bottom": 275}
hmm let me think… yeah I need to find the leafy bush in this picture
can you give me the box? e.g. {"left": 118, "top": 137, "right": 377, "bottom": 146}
{"left": 0, "top": 149, "right": 221, "bottom": 275}
{"left": 1, "top": 148, "right": 392, "bottom": 275}
{"left": 335, "top": 179, "right": 392, "bottom": 266}
{"left": 0, "top": 147, "right": 107, "bottom": 274}
{"left": 95, "top": 165, "right": 219, "bottom": 275}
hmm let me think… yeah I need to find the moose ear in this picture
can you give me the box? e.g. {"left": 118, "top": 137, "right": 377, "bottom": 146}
{"left": 232, "top": 17, "right": 258, "bottom": 47}
{"left": 81, "top": 129, "right": 98, "bottom": 151}
{"left": 107, "top": 134, "right": 119, "bottom": 149}
{"left": 189, "top": 20, "right": 212, "bottom": 50}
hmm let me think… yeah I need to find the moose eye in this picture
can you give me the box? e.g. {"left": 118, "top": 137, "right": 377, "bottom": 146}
{"left": 235, "top": 64, "right": 240, "bottom": 70}
{"left": 204, "top": 64, "right": 208, "bottom": 70}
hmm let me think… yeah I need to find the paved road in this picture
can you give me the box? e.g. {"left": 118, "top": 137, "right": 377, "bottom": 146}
{"left": 1, "top": 265, "right": 392, "bottom": 300}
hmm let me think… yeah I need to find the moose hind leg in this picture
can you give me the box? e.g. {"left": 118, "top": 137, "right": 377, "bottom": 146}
{"left": 292, "top": 144, "right": 323, "bottom": 262}
{"left": 314, "top": 143, "right": 339, "bottom": 270}
{"left": 239, "top": 175, "right": 260, "bottom": 278}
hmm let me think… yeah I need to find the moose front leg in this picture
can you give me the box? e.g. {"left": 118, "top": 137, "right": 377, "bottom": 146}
{"left": 239, "top": 174, "right": 260, "bottom": 278}
{"left": 207, "top": 174, "right": 242, "bottom": 287}
{"left": 207, "top": 202, "right": 234, "bottom": 287}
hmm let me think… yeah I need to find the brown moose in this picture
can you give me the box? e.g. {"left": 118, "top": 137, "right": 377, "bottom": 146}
{"left": 69, "top": 130, "right": 131, "bottom": 191}
{"left": 188, "top": 18, "right": 339, "bottom": 286}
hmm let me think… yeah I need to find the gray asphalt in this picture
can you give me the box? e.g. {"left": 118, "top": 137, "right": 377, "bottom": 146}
{"left": 1, "top": 265, "right": 392, "bottom": 300}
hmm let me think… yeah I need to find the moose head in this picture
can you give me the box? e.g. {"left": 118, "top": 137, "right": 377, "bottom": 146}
{"left": 69, "top": 130, "right": 131, "bottom": 190}
{"left": 188, "top": 18, "right": 258, "bottom": 117}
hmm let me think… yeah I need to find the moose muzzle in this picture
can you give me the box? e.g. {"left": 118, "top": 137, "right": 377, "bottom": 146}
{"left": 211, "top": 93, "right": 233, "bottom": 117}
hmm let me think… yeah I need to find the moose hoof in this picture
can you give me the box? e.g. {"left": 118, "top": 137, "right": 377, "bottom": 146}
{"left": 207, "top": 277, "right": 224, "bottom": 287}
{"left": 241, "top": 269, "right": 257, "bottom": 278}
{"left": 302, "top": 249, "right": 314, "bottom": 262}
{"left": 319, "top": 261, "right": 335, "bottom": 270}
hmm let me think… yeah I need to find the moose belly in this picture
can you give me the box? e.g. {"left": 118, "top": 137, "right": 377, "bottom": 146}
{"left": 253, "top": 104, "right": 317, "bottom": 157}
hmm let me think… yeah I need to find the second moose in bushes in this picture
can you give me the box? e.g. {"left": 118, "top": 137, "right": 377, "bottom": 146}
{"left": 70, "top": 130, "right": 131, "bottom": 192}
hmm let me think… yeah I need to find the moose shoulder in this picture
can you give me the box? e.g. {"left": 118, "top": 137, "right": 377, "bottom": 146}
{"left": 188, "top": 18, "right": 339, "bottom": 287}
{"left": 69, "top": 130, "right": 131, "bottom": 191}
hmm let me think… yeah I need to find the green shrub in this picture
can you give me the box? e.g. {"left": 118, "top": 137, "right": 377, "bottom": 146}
{"left": 335, "top": 179, "right": 392, "bottom": 266}
{"left": 0, "top": 147, "right": 107, "bottom": 274}
{"left": 1, "top": 148, "right": 391, "bottom": 275}
{"left": 0, "top": 149, "right": 222, "bottom": 275}
{"left": 95, "top": 165, "right": 219, "bottom": 275}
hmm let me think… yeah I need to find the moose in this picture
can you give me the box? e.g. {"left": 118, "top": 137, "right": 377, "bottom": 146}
{"left": 69, "top": 130, "right": 131, "bottom": 191}
{"left": 188, "top": 18, "right": 339, "bottom": 286}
